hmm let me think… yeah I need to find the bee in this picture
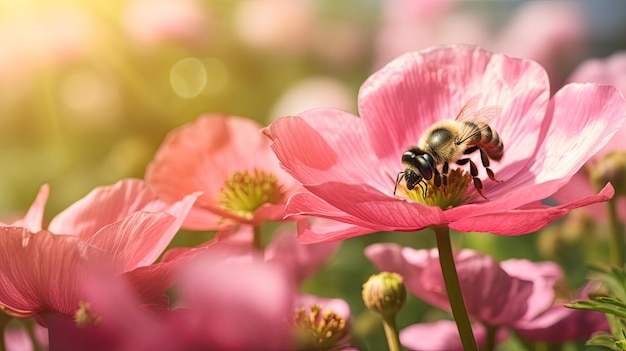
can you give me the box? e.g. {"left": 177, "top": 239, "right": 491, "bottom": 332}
{"left": 394, "top": 94, "right": 504, "bottom": 199}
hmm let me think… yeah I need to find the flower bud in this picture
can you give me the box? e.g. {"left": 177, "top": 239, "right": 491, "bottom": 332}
{"left": 587, "top": 150, "right": 626, "bottom": 197}
{"left": 361, "top": 272, "right": 406, "bottom": 317}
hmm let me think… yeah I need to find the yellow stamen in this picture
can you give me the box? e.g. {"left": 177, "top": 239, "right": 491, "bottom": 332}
{"left": 216, "top": 169, "right": 285, "bottom": 219}
{"left": 397, "top": 168, "right": 474, "bottom": 210}
{"left": 293, "top": 304, "right": 349, "bottom": 350}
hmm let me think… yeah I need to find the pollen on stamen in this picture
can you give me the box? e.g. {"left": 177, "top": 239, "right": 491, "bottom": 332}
{"left": 396, "top": 168, "right": 474, "bottom": 210}
{"left": 216, "top": 169, "right": 285, "bottom": 219}
{"left": 292, "top": 304, "right": 349, "bottom": 350}
{"left": 74, "top": 301, "right": 102, "bottom": 327}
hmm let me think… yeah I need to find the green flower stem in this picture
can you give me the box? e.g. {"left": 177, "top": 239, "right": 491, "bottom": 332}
{"left": 253, "top": 225, "right": 263, "bottom": 251}
{"left": 608, "top": 198, "right": 625, "bottom": 267}
{"left": 485, "top": 324, "right": 497, "bottom": 351}
{"left": 433, "top": 226, "right": 478, "bottom": 351}
{"left": 382, "top": 314, "right": 402, "bottom": 351}
{"left": 0, "top": 313, "right": 12, "bottom": 351}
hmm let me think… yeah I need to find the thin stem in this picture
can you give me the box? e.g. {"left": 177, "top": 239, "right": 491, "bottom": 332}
{"left": 382, "top": 314, "right": 402, "bottom": 351}
{"left": 608, "top": 198, "right": 625, "bottom": 267}
{"left": 484, "top": 324, "right": 497, "bottom": 351}
{"left": 253, "top": 225, "right": 263, "bottom": 251}
{"left": 0, "top": 313, "right": 12, "bottom": 351}
{"left": 433, "top": 226, "right": 477, "bottom": 351}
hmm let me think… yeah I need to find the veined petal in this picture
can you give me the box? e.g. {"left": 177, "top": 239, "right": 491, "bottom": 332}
{"left": 304, "top": 182, "right": 446, "bottom": 231}
{"left": 263, "top": 110, "right": 390, "bottom": 191}
{"left": 49, "top": 179, "right": 170, "bottom": 239}
{"left": 532, "top": 84, "right": 626, "bottom": 187}
{"left": 0, "top": 228, "right": 98, "bottom": 317}
{"left": 86, "top": 212, "right": 177, "bottom": 272}
{"left": 359, "top": 45, "right": 550, "bottom": 178}
{"left": 296, "top": 217, "right": 378, "bottom": 244}
{"left": 449, "top": 183, "right": 613, "bottom": 235}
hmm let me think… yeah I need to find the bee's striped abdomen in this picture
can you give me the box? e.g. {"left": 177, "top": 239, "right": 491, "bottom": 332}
{"left": 476, "top": 124, "right": 503, "bottom": 161}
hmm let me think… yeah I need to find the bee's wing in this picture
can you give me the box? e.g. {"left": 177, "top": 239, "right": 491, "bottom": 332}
{"left": 454, "top": 94, "right": 502, "bottom": 144}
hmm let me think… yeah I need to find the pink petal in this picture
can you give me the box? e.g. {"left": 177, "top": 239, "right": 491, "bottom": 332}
{"left": 5, "top": 326, "right": 33, "bottom": 351}
{"left": 10, "top": 184, "right": 49, "bottom": 233}
{"left": 449, "top": 183, "right": 613, "bottom": 235}
{"left": 265, "top": 230, "right": 339, "bottom": 284}
{"left": 303, "top": 183, "right": 446, "bottom": 231}
{"left": 0, "top": 228, "right": 99, "bottom": 317}
{"left": 359, "top": 45, "right": 550, "bottom": 179}
{"left": 86, "top": 212, "right": 177, "bottom": 272}
{"left": 294, "top": 294, "right": 351, "bottom": 321}
{"left": 263, "top": 110, "right": 390, "bottom": 190}
{"left": 531, "top": 84, "right": 626, "bottom": 190}
{"left": 400, "top": 321, "right": 488, "bottom": 351}
{"left": 296, "top": 216, "right": 377, "bottom": 244}
{"left": 48, "top": 179, "right": 195, "bottom": 240}
{"left": 500, "top": 259, "right": 562, "bottom": 321}
{"left": 173, "top": 252, "right": 295, "bottom": 350}
{"left": 515, "top": 304, "right": 608, "bottom": 343}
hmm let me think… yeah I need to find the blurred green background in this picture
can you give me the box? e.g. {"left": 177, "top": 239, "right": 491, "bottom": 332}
{"left": 0, "top": 0, "right": 624, "bottom": 349}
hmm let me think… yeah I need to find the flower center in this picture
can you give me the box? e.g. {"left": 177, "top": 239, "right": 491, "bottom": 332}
{"left": 216, "top": 169, "right": 285, "bottom": 219}
{"left": 397, "top": 168, "right": 474, "bottom": 210}
{"left": 74, "top": 301, "right": 101, "bottom": 327}
{"left": 293, "top": 304, "right": 349, "bottom": 350}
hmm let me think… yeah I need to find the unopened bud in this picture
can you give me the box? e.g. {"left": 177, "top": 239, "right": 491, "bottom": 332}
{"left": 588, "top": 150, "right": 626, "bottom": 197}
{"left": 361, "top": 272, "right": 406, "bottom": 317}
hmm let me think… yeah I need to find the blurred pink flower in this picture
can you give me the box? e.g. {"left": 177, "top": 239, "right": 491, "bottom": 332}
{"left": 123, "top": 0, "right": 213, "bottom": 48}
{"left": 263, "top": 45, "right": 625, "bottom": 243}
{"left": 233, "top": 0, "right": 314, "bottom": 55}
{"left": 400, "top": 320, "right": 505, "bottom": 351}
{"left": 365, "top": 244, "right": 562, "bottom": 327}
{"left": 494, "top": 1, "right": 588, "bottom": 89}
{"left": 146, "top": 114, "right": 301, "bottom": 230}
{"left": 514, "top": 284, "right": 609, "bottom": 343}
{"left": 44, "top": 251, "right": 296, "bottom": 351}
{"left": 554, "top": 51, "right": 626, "bottom": 220}
{"left": 0, "top": 179, "right": 197, "bottom": 318}
{"left": 162, "top": 224, "right": 339, "bottom": 285}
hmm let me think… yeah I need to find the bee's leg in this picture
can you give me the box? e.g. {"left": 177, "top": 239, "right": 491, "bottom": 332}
{"left": 458, "top": 158, "right": 487, "bottom": 199}
{"left": 479, "top": 149, "right": 503, "bottom": 183}
{"left": 417, "top": 182, "right": 427, "bottom": 198}
{"left": 441, "top": 162, "right": 449, "bottom": 188}
{"left": 393, "top": 172, "right": 404, "bottom": 195}
{"left": 433, "top": 167, "right": 441, "bottom": 188}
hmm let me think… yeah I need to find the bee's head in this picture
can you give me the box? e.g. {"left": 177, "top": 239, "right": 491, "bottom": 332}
{"left": 401, "top": 149, "right": 434, "bottom": 181}
{"left": 403, "top": 168, "right": 422, "bottom": 190}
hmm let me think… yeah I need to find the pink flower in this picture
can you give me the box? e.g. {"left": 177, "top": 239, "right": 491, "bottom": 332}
{"left": 263, "top": 45, "right": 625, "bottom": 243}
{"left": 554, "top": 51, "right": 626, "bottom": 220}
{"left": 0, "top": 184, "right": 49, "bottom": 232}
{"left": 146, "top": 114, "right": 301, "bottom": 231}
{"left": 365, "top": 243, "right": 561, "bottom": 327}
{"left": 44, "top": 251, "right": 296, "bottom": 351}
{"left": 0, "top": 179, "right": 197, "bottom": 318}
